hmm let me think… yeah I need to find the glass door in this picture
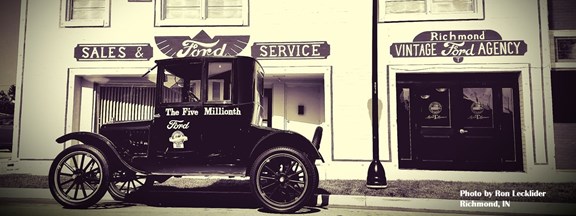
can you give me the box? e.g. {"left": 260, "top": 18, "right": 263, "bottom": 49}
{"left": 397, "top": 73, "right": 522, "bottom": 171}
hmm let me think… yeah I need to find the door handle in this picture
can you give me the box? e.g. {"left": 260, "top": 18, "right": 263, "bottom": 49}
{"left": 459, "top": 129, "right": 469, "bottom": 134}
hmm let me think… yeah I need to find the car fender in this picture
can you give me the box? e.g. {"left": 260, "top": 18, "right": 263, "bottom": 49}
{"left": 55, "top": 132, "right": 146, "bottom": 174}
{"left": 250, "top": 130, "right": 324, "bottom": 164}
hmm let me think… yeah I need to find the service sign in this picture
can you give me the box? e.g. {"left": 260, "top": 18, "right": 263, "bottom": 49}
{"left": 251, "top": 41, "right": 331, "bottom": 59}
{"left": 390, "top": 30, "right": 527, "bottom": 63}
{"left": 74, "top": 43, "right": 153, "bottom": 61}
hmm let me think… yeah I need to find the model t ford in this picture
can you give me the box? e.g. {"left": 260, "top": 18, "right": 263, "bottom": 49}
{"left": 48, "top": 56, "right": 324, "bottom": 213}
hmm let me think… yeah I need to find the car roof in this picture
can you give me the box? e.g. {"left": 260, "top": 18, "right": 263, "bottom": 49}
{"left": 154, "top": 56, "right": 255, "bottom": 65}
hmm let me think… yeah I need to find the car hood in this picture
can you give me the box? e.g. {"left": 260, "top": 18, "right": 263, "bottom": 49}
{"left": 100, "top": 120, "right": 152, "bottom": 131}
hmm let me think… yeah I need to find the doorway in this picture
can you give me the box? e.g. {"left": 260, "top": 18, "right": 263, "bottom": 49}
{"left": 397, "top": 73, "right": 523, "bottom": 171}
{"left": 285, "top": 83, "right": 324, "bottom": 139}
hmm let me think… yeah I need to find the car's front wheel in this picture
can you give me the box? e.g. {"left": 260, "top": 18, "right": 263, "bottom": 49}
{"left": 48, "top": 145, "right": 110, "bottom": 208}
{"left": 249, "top": 147, "right": 318, "bottom": 213}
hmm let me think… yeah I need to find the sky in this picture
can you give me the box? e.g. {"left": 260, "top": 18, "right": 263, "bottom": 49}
{"left": 0, "top": 0, "right": 21, "bottom": 91}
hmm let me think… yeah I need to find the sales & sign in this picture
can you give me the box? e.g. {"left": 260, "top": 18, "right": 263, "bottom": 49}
{"left": 74, "top": 43, "right": 153, "bottom": 61}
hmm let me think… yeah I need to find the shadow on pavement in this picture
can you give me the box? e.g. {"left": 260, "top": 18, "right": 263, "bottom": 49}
{"left": 114, "top": 182, "right": 330, "bottom": 213}
{"left": 126, "top": 189, "right": 259, "bottom": 209}
{"left": 88, "top": 202, "right": 137, "bottom": 210}
{"left": 257, "top": 207, "right": 321, "bottom": 214}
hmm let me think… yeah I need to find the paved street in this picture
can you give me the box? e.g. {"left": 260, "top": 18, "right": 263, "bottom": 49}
{"left": 1, "top": 188, "right": 574, "bottom": 215}
{"left": 0, "top": 198, "right": 494, "bottom": 216}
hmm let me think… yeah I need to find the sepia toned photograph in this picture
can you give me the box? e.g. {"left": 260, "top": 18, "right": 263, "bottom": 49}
{"left": 0, "top": 0, "right": 575, "bottom": 215}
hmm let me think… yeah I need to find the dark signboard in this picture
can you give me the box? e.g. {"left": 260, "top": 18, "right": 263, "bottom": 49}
{"left": 251, "top": 41, "right": 331, "bottom": 59}
{"left": 390, "top": 30, "right": 527, "bottom": 63}
{"left": 74, "top": 44, "right": 153, "bottom": 61}
{"left": 155, "top": 30, "right": 250, "bottom": 57}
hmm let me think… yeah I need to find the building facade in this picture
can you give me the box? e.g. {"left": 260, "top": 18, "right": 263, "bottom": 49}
{"left": 9, "top": 0, "right": 576, "bottom": 182}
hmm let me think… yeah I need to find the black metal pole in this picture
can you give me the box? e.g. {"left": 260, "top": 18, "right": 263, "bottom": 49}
{"left": 366, "top": 0, "right": 387, "bottom": 189}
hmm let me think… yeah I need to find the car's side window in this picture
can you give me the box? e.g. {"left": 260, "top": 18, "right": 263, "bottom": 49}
{"left": 207, "top": 62, "right": 232, "bottom": 104}
{"left": 161, "top": 61, "right": 204, "bottom": 104}
{"left": 162, "top": 74, "right": 202, "bottom": 104}
{"left": 162, "top": 73, "right": 184, "bottom": 103}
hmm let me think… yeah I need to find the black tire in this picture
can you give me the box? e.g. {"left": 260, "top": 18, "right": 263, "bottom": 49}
{"left": 249, "top": 147, "right": 318, "bottom": 213}
{"left": 108, "top": 170, "right": 150, "bottom": 201}
{"left": 48, "top": 145, "right": 110, "bottom": 208}
{"left": 312, "top": 165, "right": 320, "bottom": 192}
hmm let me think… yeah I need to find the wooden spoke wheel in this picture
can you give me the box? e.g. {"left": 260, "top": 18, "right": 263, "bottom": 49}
{"left": 48, "top": 145, "right": 110, "bottom": 208}
{"left": 250, "top": 147, "right": 318, "bottom": 213}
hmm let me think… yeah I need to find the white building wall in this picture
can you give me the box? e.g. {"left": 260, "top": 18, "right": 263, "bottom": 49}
{"left": 11, "top": 0, "right": 575, "bottom": 182}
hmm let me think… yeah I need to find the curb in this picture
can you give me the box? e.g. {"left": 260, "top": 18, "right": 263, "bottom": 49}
{"left": 1, "top": 188, "right": 575, "bottom": 215}
{"left": 315, "top": 194, "right": 576, "bottom": 215}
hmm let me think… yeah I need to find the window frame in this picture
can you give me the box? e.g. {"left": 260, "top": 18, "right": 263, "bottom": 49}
{"left": 379, "top": 0, "right": 484, "bottom": 23}
{"left": 551, "top": 30, "right": 576, "bottom": 68}
{"left": 60, "top": 0, "right": 111, "bottom": 27}
{"left": 154, "top": 0, "right": 249, "bottom": 27}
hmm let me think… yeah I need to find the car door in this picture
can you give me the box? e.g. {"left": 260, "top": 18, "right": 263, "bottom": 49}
{"left": 201, "top": 61, "right": 243, "bottom": 164}
{"left": 148, "top": 67, "right": 205, "bottom": 162}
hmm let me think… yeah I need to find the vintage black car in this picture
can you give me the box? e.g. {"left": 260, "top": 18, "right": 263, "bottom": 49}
{"left": 48, "top": 56, "right": 324, "bottom": 213}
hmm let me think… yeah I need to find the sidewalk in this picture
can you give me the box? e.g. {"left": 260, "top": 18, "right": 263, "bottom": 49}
{"left": 1, "top": 188, "right": 574, "bottom": 215}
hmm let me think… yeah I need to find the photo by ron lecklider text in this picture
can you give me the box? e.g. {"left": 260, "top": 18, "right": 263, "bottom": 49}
{"left": 458, "top": 189, "right": 547, "bottom": 208}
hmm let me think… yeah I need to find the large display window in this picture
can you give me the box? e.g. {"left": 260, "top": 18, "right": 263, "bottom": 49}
{"left": 397, "top": 73, "right": 523, "bottom": 171}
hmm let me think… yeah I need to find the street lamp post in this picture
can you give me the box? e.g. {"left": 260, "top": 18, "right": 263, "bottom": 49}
{"left": 366, "top": 0, "right": 388, "bottom": 189}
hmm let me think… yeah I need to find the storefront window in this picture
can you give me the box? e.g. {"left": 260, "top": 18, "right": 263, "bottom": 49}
{"left": 60, "top": 0, "right": 110, "bottom": 27}
{"left": 552, "top": 71, "right": 576, "bottom": 123}
{"left": 396, "top": 73, "right": 522, "bottom": 171}
{"left": 549, "top": 0, "right": 576, "bottom": 170}
{"left": 155, "top": 0, "right": 248, "bottom": 26}
{"left": 549, "top": 0, "right": 576, "bottom": 67}
{"left": 380, "top": 0, "right": 484, "bottom": 22}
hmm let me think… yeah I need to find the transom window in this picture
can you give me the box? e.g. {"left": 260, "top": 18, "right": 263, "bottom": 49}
{"left": 155, "top": 0, "right": 249, "bottom": 26}
{"left": 380, "top": 0, "right": 484, "bottom": 22}
{"left": 60, "top": 0, "right": 110, "bottom": 27}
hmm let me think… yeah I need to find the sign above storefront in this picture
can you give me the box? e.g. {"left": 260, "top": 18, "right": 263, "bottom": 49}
{"left": 390, "top": 30, "right": 527, "bottom": 63}
{"left": 74, "top": 44, "right": 153, "bottom": 61}
{"left": 251, "top": 41, "right": 331, "bottom": 59}
{"left": 155, "top": 30, "right": 250, "bottom": 58}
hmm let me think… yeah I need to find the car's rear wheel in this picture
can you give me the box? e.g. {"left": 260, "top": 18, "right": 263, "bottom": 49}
{"left": 48, "top": 145, "right": 110, "bottom": 208}
{"left": 108, "top": 170, "right": 149, "bottom": 201}
{"left": 250, "top": 147, "right": 318, "bottom": 213}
